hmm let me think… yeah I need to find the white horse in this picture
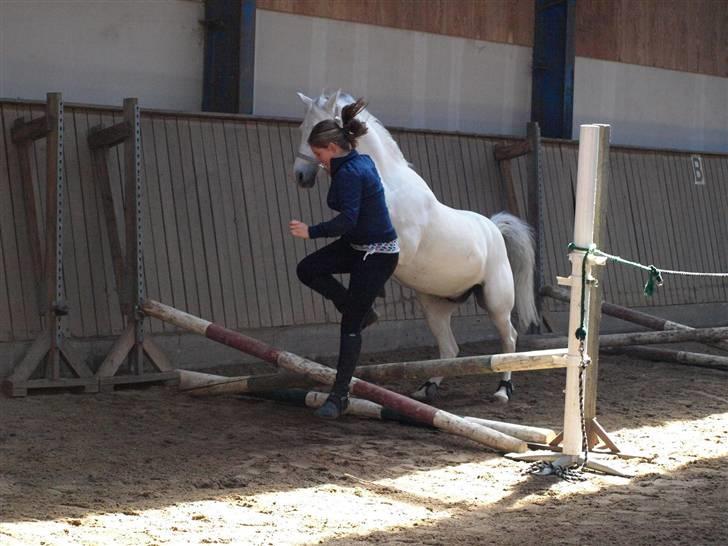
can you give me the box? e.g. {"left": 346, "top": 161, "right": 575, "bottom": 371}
{"left": 292, "top": 90, "right": 538, "bottom": 402}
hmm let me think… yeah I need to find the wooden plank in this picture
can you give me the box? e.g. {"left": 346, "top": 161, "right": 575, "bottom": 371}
{"left": 684, "top": 153, "right": 721, "bottom": 302}
{"left": 618, "top": 150, "right": 650, "bottom": 307}
{"left": 2, "top": 104, "right": 34, "bottom": 340}
{"left": 703, "top": 156, "right": 728, "bottom": 301}
{"left": 139, "top": 115, "right": 168, "bottom": 332}
{"left": 274, "top": 122, "right": 315, "bottom": 324}
{"left": 257, "top": 0, "right": 534, "bottom": 48}
{"left": 165, "top": 116, "right": 201, "bottom": 318}
{"left": 200, "top": 119, "right": 238, "bottom": 327}
{"left": 639, "top": 152, "right": 673, "bottom": 306}
{"left": 218, "top": 121, "right": 258, "bottom": 328}
{"left": 187, "top": 118, "right": 225, "bottom": 324}
{"left": 87, "top": 121, "right": 131, "bottom": 149}
{"left": 92, "top": 109, "right": 125, "bottom": 335}
{"left": 162, "top": 117, "right": 194, "bottom": 315}
{"left": 142, "top": 338, "right": 174, "bottom": 372}
{"left": 255, "top": 121, "right": 293, "bottom": 326}
{"left": 151, "top": 115, "right": 188, "bottom": 318}
{"left": 96, "top": 323, "right": 134, "bottom": 377}
{"left": 260, "top": 122, "right": 304, "bottom": 325}
{"left": 214, "top": 120, "right": 251, "bottom": 327}
{"left": 90, "top": 147, "right": 124, "bottom": 295}
{"left": 233, "top": 121, "right": 273, "bottom": 328}
{"left": 600, "top": 150, "right": 628, "bottom": 304}
{"left": 494, "top": 139, "right": 531, "bottom": 161}
{"left": 286, "top": 125, "right": 326, "bottom": 324}
{"left": 6, "top": 328, "right": 51, "bottom": 382}
{"left": 245, "top": 121, "right": 283, "bottom": 326}
{"left": 11, "top": 114, "right": 51, "bottom": 143}
{"left": 538, "top": 144, "right": 564, "bottom": 314}
{"left": 71, "top": 106, "right": 111, "bottom": 336}
{"left": 660, "top": 153, "right": 693, "bottom": 303}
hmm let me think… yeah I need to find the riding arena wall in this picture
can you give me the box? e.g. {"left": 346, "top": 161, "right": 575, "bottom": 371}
{"left": 1, "top": 99, "right": 727, "bottom": 376}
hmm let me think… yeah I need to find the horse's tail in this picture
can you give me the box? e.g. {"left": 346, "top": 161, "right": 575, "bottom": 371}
{"left": 491, "top": 212, "right": 539, "bottom": 331}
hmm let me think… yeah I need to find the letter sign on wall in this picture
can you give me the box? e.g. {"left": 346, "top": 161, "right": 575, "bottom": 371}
{"left": 691, "top": 155, "right": 705, "bottom": 185}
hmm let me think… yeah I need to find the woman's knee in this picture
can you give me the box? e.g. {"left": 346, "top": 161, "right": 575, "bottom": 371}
{"left": 296, "top": 257, "right": 314, "bottom": 284}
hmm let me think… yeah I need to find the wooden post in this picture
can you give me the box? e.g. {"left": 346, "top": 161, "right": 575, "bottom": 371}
{"left": 526, "top": 121, "right": 545, "bottom": 332}
{"left": 583, "top": 124, "right": 610, "bottom": 449}
{"left": 3, "top": 93, "right": 97, "bottom": 396}
{"left": 144, "top": 299, "right": 528, "bottom": 453}
{"left": 89, "top": 99, "right": 176, "bottom": 390}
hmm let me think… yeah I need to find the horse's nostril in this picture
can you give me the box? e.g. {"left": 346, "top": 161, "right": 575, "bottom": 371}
{"left": 296, "top": 172, "right": 303, "bottom": 184}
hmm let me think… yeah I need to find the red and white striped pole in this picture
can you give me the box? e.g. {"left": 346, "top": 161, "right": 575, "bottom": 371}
{"left": 142, "top": 299, "right": 527, "bottom": 453}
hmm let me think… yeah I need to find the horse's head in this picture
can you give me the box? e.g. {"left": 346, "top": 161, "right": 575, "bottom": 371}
{"left": 293, "top": 90, "right": 344, "bottom": 188}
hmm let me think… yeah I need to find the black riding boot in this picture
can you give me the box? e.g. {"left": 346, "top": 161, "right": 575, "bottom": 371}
{"left": 315, "top": 332, "right": 362, "bottom": 419}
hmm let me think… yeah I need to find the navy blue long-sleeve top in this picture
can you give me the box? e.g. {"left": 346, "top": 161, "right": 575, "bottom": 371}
{"left": 308, "top": 150, "right": 397, "bottom": 244}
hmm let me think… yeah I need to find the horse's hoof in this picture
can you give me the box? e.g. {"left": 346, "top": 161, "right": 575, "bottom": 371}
{"left": 411, "top": 381, "right": 439, "bottom": 402}
{"left": 492, "top": 380, "right": 513, "bottom": 404}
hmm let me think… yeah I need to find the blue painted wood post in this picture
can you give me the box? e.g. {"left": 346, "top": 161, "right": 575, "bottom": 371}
{"left": 202, "top": 0, "right": 256, "bottom": 114}
{"left": 531, "top": 0, "right": 576, "bottom": 139}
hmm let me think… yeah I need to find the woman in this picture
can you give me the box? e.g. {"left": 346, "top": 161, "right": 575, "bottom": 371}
{"left": 289, "top": 98, "right": 399, "bottom": 419}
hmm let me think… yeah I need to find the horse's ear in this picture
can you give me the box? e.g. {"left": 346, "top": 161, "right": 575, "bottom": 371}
{"left": 297, "top": 92, "right": 313, "bottom": 109}
{"left": 323, "top": 89, "right": 341, "bottom": 114}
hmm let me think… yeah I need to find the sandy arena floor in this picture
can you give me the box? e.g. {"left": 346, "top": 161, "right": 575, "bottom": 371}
{"left": 1, "top": 340, "right": 727, "bottom": 545}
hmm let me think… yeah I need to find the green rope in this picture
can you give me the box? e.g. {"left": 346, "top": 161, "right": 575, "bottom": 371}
{"left": 569, "top": 243, "right": 665, "bottom": 297}
{"left": 567, "top": 243, "right": 595, "bottom": 342}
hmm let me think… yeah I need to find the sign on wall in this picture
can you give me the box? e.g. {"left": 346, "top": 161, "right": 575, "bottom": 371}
{"left": 691, "top": 155, "right": 705, "bottom": 185}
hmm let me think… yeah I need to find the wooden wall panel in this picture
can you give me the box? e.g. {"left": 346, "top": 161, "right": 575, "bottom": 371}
{"left": 258, "top": 0, "right": 534, "bottom": 46}
{"left": 2, "top": 100, "right": 727, "bottom": 344}
{"left": 576, "top": 0, "right": 728, "bottom": 78}
{"left": 259, "top": 0, "right": 726, "bottom": 77}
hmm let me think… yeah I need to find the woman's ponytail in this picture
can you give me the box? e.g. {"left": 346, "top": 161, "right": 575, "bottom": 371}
{"left": 308, "top": 97, "right": 369, "bottom": 150}
{"left": 341, "top": 98, "right": 368, "bottom": 147}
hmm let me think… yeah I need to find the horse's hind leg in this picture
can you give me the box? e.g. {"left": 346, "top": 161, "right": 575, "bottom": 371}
{"left": 475, "top": 276, "right": 517, "bottom": 403}
{"left": 412, "top": 292, "right": 459, "bottom": 401}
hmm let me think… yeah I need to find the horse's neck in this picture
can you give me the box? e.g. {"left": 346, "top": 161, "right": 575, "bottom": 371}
{"left": 357, "top": 124, "right": 433, "bottom": 197}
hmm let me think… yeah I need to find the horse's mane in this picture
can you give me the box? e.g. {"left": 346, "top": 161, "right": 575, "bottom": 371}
{"left": 317, "top": 92, "right": 408, "bottom": 166}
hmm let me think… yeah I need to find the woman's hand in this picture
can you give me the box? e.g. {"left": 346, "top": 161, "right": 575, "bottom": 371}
{"left": 289, "top": 220, "right": 310, "bottom": 239}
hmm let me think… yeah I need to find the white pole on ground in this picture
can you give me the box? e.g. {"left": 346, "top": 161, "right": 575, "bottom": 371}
{"left": 562, "top": 124, "right": 601, "bottom": 458}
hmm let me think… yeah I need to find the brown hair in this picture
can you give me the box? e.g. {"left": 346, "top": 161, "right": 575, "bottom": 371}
{"left": 307, "top": 98, "right": 369, "bottom": 150}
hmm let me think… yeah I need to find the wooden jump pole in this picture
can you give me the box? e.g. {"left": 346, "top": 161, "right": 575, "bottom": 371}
{"left": 543, "top": 285, "right": 728, "bottom": 353}
{"left": 177, "top": 348, "right": 568, "bottom": 397}
{"left": 604, "top": 346, "right": 728, "bottom": 372}
{"left": 142, "top": 299, "right": 528, "bottom": 453}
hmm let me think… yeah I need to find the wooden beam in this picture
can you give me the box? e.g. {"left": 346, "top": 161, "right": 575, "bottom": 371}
{"left": 11, "top": 115, "right": 51, "bottom": 143}
{"left": 87, "top": 121, "right": 131, "bottom": 149}
{"left": 494, "top": 139, "right": 532, "bottom": 161}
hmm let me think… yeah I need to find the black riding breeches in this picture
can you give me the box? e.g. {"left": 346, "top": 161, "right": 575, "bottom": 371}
{"left": 296, "top": 238, "right": 399, "bottom": 335}
{"left": 297, "top": 238, "right": 399, "bottom": 397}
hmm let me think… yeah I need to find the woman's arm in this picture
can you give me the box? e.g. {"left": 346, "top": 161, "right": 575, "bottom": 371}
{"left": 308, "top": 168, "right": 363, "bottom": 238}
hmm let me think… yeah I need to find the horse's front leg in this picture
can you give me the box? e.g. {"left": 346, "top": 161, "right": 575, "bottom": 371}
{"left": 411, "top": 292, "right": 460, "bottom": 401}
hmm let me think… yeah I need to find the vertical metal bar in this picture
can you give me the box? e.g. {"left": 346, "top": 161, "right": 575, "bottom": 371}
{"left": 45, "top": 92, "right": 64, "bottom": 379}
{"left": 124, "top": 98, "right": 145, "bottom": 375}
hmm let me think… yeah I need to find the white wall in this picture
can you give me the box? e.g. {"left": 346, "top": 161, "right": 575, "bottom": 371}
{"left": 0, "top": 0, "right": 204, "bottom": 111}
{"left": 573, "top": 58, "right": 728, "bottom": 153}
{"left": 254, "top": 9, "right": 533, "bottom": 136}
